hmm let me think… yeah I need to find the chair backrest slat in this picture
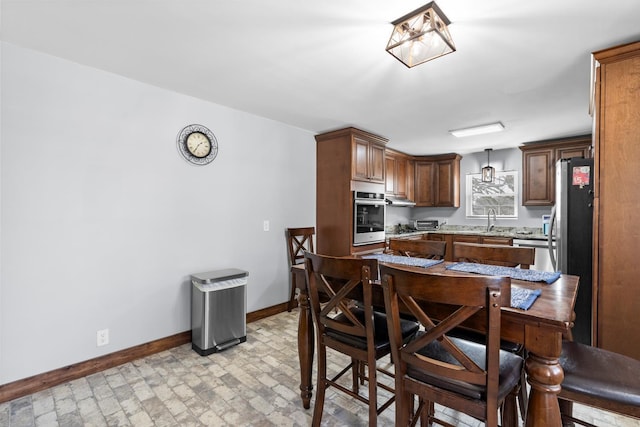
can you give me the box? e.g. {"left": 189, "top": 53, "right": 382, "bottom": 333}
{"left": 388, "top": 238, "right": 446, "bottom": 259}
{"left": 286, "top": 227, "right": 315, "bottom": 266}
{"left": 453, "top": 242, "right": 535, "bottom": 269}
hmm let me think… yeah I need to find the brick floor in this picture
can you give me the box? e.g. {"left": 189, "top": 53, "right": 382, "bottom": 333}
{"left": 1, "top": 311, "right": 638, "bottom": 426}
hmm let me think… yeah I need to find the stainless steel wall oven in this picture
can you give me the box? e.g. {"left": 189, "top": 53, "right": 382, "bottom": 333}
{"left": 353, "top": 191, "right": 386, "bottom": 246}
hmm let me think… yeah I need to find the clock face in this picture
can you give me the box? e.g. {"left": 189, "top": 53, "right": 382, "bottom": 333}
{"left": 177, "top": 124, "right": 218, "bottom": 165}
{"left": 186, "top": 132, "right": 211, "bottom": 158}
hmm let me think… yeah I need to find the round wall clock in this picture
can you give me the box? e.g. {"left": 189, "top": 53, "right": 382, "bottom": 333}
{"left": 176, "top": 124, "right": 218, "bottom": 165}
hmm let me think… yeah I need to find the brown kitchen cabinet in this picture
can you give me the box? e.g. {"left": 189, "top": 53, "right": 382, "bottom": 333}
{"left": 353, "top": 134, "right": 385, "bottom": 183}
{"left": 481, "top": 236, "right": 513, "bottom": 245}
{"left": 424, "top": 233, "right": 512, "bottom": 261}
{"left": 592, "top": 41, "right": 640, "bottom": 359}
{"left": 519, "top": 135, "right": 592, "bottom": 206}
{"left": 385, "top": 149, "right": 412, "bottom": 199}
{"left": 315, "top": 127, "right": 387, "bottom": 256}
{"left": 414, "top": 154, "right": 461, "bottom": 207}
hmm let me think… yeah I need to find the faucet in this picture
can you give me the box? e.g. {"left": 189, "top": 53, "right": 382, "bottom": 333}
{"left": 487, "top": 208, "right": 497, "bottom": 232}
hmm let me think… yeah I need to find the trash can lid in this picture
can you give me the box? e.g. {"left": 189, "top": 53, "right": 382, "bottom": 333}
{"left": 190, "top": 268, "right": 249, "bottom": 284}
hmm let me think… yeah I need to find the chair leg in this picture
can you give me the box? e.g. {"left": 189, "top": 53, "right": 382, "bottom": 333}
{"left": 559, "top": 398, "right": 576, "bottom": 427}
{"left": 312, "top": 346, "right": 328, "bottom": 427}
{"left": 395, "top": 390, "right": 412, "bottom": 426}
{"left": 518, "top": 366, "right": 528, "bottom": 421}
{"left": 501, "top": 388, "right": 519, "bottom": 427}
{"left": 352, "top": 359, "right": 360, "bottom": 393}
{"left": 418, "top": 400, "right": 434, "bottom": 427}
{"left": 367, "top": 355, "right": 377, "bottom": 427}
{"left": 287, "top": 273, "right": 297, "bottom": 312}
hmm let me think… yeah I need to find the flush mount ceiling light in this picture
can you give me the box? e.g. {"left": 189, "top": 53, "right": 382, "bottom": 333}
{"left": 386, "top": 1, "right": 455, "bottom": 68}
{"left": 449, "top": 122, "right": 505, "bottom": 138}
{"left": 482, "top": 148, "right": 495, "bottom": 183}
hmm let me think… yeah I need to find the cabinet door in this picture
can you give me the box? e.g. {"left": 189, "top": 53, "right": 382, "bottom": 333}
{"left": 482, "top": 236, "right": 512, "bottom": 245}
{"left": 435, "top": 160, "right": 459, "bottom": 207}
{"left": 369, "top": 143, "right": 385, "bottom": 182}
{"left": 522, "top": 148, "right": 554, "bottom": 206}
{"left": 520, "top": 136, "right": 591, "bottom": 206}
{"left": 395, "top": 157, "right": 408, "bottom": 198}
{"left": 556, "top": 145, "right": 591, "bottom": 160}
{"left": 415, "top": 161, "right": 435, "bottom": 206}
{"left": 385, "top": 155, "right": 396, "bottom": 194}
{"left": 353, "top": 137, "right": 370, "bottom": 181}
{"left": 406, "top": 159, "right": 415, "bottom": 201}
{"left": 453, "top": 235, "right": 481, "bottom": 244}
{"left": 424, "top": 233, "right": 445, "bottom": 241}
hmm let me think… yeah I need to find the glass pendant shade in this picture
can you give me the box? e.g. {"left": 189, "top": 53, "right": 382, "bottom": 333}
{"left": 386, "top": 2, "right": 455, "bottom": 68}
{"left": 482, "top": 149, "right": 494, "bottom": 182}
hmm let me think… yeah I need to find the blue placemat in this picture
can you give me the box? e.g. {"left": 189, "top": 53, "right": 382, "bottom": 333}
{"left": 362, "top": 254, "right": 443, "bottom": 269}
{"left": 511, "top": 288, "right": 542, "bottom": 310}
{"left": 446, "top": 262, "right": 561, "bottom": 284}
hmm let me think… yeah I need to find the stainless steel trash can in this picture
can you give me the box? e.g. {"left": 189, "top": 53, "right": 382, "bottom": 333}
{"left": 191, "top": 268, "right": 248, "bottom": 355}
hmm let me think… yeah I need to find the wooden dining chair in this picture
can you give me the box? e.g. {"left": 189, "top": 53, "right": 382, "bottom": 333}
{"left": 451, "top": 241, "right": 536, "bottom": 420}
{"left": 285, "top": 227, "right": 315, "bottom": 312}
{"left": 453, "top": 242, "right": 535, "bottom": 269}
{"left": 387, "top": 238, "right": 446, "bottom": 259}
{"left": 304, "top": 252, "right": 420, "bottom": 427}
{"left": 558, "top": 340, "right": 640, "bottom": 426}
{"left": 380, "top": 263, "right": 523, "bottom": 427}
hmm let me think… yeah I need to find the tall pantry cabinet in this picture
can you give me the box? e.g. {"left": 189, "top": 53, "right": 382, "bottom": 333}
{"left": 592, "top": 41, "right": 640, "bottom": 359}
{"left": 315, "top": 127, "right": 387, "bottom": 256}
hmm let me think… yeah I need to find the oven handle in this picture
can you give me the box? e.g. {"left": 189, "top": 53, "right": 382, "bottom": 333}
{"left": 354, "top": 199, "right": 387, "bottom": 207}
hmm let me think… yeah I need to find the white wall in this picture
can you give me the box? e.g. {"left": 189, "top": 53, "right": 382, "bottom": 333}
{"left": 387, "top": 148, "right": 553, "bottom": 229}
{"left": 0, "top": 43, "right": 316, "bottom": 384}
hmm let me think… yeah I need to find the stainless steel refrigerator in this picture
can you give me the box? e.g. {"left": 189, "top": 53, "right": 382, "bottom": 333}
{"left": 549, "top": 157, "right": 594, "bottom": 345}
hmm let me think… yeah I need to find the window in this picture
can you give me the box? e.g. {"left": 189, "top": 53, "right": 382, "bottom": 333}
{"left": 466, "top": 171, "right": 518, "bottom": 218}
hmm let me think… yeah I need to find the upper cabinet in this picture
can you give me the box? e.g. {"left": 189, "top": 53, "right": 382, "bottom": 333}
{"left": 519, "top": 135, "right": 592, "bottom": 206}
{"left": 385, "top": 149, "right": 413, "bottom": 199}
{"left": 353, "top": 134, "right": 386, "bottom": 183}
{"left": 414, "top": 154, "right": 461, "bottom": 207}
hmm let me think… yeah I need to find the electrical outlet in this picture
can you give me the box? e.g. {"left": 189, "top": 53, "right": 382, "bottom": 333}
{"left": 97, "top": 329, "right": 109, "bottom": 347}
{"left": 263, "top": 220, "right": 270, "bottom": 231}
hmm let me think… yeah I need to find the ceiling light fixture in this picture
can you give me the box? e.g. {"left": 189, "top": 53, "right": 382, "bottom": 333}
{"left": 482, "top": 148, "right": 495, "bottom": 183}
{"left": 449, "top": 122, "right": 505, "bottom": 138}
{"left": 386, "top": 2, "right": 455, "bottom": 68}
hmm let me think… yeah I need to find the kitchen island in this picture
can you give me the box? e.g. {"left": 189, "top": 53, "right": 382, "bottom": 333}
{"left": 386, "top": 225, "right": 548, "bottom": 241}
{"left": 386, "top": 226, "right": 552, "bottom": 264}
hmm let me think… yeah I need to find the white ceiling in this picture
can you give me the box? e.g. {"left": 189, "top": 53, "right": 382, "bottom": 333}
{"left": 2, "top": 0, "right": 640, "bottom": 155}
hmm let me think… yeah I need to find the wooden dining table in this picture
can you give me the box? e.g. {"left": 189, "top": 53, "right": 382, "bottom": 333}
{"left": 292, "top": 260, "right": 580, "bottom": 427}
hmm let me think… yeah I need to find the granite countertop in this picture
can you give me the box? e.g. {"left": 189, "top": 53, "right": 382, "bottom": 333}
{"left": 386, "top": 225, "right": 550, "bottom": 241}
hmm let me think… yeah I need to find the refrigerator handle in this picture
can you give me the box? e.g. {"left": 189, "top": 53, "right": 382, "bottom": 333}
{"left": 549, "top": 205, "right": 557, "bottom": 271}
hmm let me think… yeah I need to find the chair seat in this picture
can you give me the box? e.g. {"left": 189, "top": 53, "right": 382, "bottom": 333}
{"left": 448, "top": 327, "right": 523, "bottom": 354}
{"left": 560, "top": 341, "right": 640, "bottom": 408}
{"left": 407, "top": 334, "right": 523, "bottom": 401}
{"left": 326, "top": 307, "right": 419, "bottom": 354}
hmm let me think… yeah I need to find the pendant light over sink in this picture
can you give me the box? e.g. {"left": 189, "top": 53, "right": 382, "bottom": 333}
{"left": 386, "top": 2, "right": 455, "bottom": 68}
{"left": 482, "top": 148, "right": 495, "bottom": 183}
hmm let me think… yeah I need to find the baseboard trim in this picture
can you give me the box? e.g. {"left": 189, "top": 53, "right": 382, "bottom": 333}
{"left": 0, "top": 302, "right": 292, "bottom": 403}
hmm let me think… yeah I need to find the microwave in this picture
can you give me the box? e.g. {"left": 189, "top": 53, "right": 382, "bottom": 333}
{"left": 414, "top": 220, "right": 439, "bottom": 231}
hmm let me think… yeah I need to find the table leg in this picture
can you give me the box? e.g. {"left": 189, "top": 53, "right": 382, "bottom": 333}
{"left": 525, "top": 330, "right": 564, "bottom": 427}
{"left": 297, "top": 283, "right": 314, "bottom": 409}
